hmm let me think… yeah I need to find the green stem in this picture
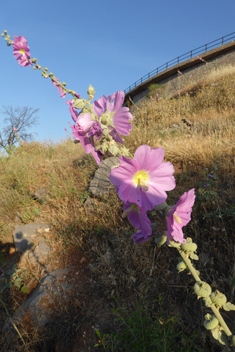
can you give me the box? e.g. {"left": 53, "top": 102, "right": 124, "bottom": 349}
{"left": 178, "top": 249, "right": 233, "bottom": 339}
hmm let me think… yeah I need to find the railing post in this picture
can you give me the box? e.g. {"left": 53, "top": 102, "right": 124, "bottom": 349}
{"left": 205, "top": 44, "right": 207, "bottom": 51}
{"left": 166, "top": 62, "right": 168, "bottom": 69}
{"left": 141, "top": 77, "right": 142, "bottom": 83}
{"left": 191, "top": 50, "right": 192, "bottom": 58}
{"left": 157, "top": 68, "right": 158, "bottom": 74}
{"left": 148, "top": 73, "right": 150, "bottom": 79}
{"left": 178, "top": 56, "right": 179, "bottom": 64}
{"left": 222, "top": 37, "right": 224, "bottom": 45}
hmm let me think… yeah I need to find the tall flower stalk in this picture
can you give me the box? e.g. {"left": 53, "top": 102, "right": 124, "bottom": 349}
{"left": 2, "top": 29, "right": 235, "bottom": 347}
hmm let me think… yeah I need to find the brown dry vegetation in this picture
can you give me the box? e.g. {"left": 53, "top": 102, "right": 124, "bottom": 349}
{"left": 0, "top": 64, "right": 235, "bottom": 351}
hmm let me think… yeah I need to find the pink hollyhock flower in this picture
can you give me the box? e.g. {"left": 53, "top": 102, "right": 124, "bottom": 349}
{"left": 132, "top": 231, "right": 152, "bottom": 244}
{"left": 88, "top": 121, "right": 103, "bottom": 139}
{"left": 110, "top": 145, "right": 175, "bottom": 211}
{"left": 12, "top": 36, "right": 33, "bottom": 67}
{"left": 123, "top": 201, "right": 152, "bottom": 237}
{"left": 167, "top": 188, "right": 196, "bottom": 245}
{"left": 74, "top": 113, "right": 95, "bottom": 133}
{"left": 66, "top": 100, "right": 79, "bottom": 122}
{"left": 71, "top": 117, "right": 102, "bottom": 165}
{"left": 52, "top": 77, "right": 66, "bottom": 98}
{"left": 93, "top": 91, "right": 133, "bottom": 136}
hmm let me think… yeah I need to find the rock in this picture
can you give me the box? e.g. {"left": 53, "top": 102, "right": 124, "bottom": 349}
{"left": 83, "top": 196, "right": 96, "bottom": 213}
{"left": 13, "top": 223, "right": 52, "bottom": 267}
{"left": 28, "top": 239, "right": 52, "bottom": 265}
{"left": 34, "top": 187, "right": 49, "bottom": 203}
{"left": 102, "top": 251, "right": 112, "bottom": 265}
{"left": 13, "top": 223, "right": 50, "bottom": 254}
{"left": 89, "top": 156, "right": 119, "bottom": 197}
{"left": 3, "top": 269, "right": 73, "bottom": 350}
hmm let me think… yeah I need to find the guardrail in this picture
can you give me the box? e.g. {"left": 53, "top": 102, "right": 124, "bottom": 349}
{"left": 124, "top": 31, "right": 235, "bottom": 94}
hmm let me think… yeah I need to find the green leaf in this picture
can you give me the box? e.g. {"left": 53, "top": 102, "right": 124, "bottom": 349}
{"left": 95, "top": 329, "right": 101, "bottom": 338}
{"left": 211, "top": 328, "right": 228, "bottom": 345}
{"left": 190, "top": 253, "right": 199, "bottom": 260}
{"left": 21, "top": 285, "right": 29, "bottom": 294}
{"left": 223, "top": 302, "right": 235, "bottom": 311}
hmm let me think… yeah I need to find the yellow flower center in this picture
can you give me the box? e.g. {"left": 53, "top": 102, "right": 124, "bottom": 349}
{"left": 173, "top": 212, "right": 182, "bottom": 224}
{"left": 19, "top": 49, "right": 25, "bottom": 55}
{"left": 133, "top": 170, "right": 149, "bottom": 191}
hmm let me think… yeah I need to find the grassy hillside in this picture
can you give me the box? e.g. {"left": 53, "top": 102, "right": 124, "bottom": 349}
{"left": 0, "top": 64, "right": 235, "bottom": 351}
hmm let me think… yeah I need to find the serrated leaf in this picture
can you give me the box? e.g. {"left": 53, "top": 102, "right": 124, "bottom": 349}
{"left": 211, "top": 328, "right": 228, "bottom": 345}
{"left": 190, "top": 253, "right": 199, "bottom": 260}
{"left": 223, "top": 302, "right": 235, "bottom": 311}
{"left": 21, "top": 285, "right": 29, "bottom": 294}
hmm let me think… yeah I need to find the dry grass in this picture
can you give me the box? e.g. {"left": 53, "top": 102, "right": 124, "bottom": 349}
{"left": 1, "top": 65, "right": 235, "bottom": 351}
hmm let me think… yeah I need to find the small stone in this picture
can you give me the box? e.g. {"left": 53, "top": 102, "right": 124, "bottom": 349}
{"left": 34, "top": 187, "right": 49, "bottom": 204}
{"left": 9, "top": 247, "right": 16, "bottom": 255}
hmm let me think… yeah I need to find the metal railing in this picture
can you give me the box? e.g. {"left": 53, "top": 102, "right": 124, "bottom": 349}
{"left": 124, "top": 31, "right": 235, "bottom": 94}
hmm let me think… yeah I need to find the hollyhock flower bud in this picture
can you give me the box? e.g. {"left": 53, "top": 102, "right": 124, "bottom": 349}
{"left": 87, "top": 84, "right": 96, "bottom": 96}
{"left": 73, "top": 99, "right": 86, "bottom": 109}
{"left": 177, "top": 261, "right": 187, "bottom": 272}
{"left": 194, "top": 281, "right": 212, "bottom": 298}
{"left": 204, "top": 314, "right": 219, "bottom": 330}
{"left": 155, "top": 234, "right": 167, "bottom": 247}
{"left": 210, "top": 291, "right": 227, "bottom": 307}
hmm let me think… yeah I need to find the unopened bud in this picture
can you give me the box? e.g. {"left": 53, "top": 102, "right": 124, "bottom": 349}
{"left": 87, "top": 84, "right": 95, "bottom": 96}
{"left": 62, "top": 82, "right": 66, "bottom": 86}
{"left": 44, "top": 67, "right": 48, "bottom": 71}
{"left": 33, "top": 66, "right": 37, "bottom": 70}
{"left": 204, "top": 314, "right": 219, "bottom": 330}
{"left": 73, "top": 99, "right": 86, "bottom": 109}
{"left": 181, "top": 242, "right": 197, "bottom": 253}
{"left": 108, "top": 144, "right": 120, "bottom": 156}
{"left": 194, "top": 281, "right": 211, "bottom": 298}
{"left": 1, "top": 33, "right": 5, "bottom": 37}
{"left": 4, "top": 37, "right": 9, "bottom": 41}
{"left": 32, "top": 58, "right": 38, "bottom": 63}
{"left": 7, "top": 41, "right": 12, "bottom": 46}
{"left": 6, "top": 35, "right": 11, "bottom": 40}
{"left": 177, "top": 261, "right": 187, "bottom": 272}
{"left": 155, "top": 235, "right": 167, "bottom": 247}
{"left": 4, "top": 30, "right": 7, "bottom": 34}
{"left": 210, "top": 290, "right": 227, "bottom": 307}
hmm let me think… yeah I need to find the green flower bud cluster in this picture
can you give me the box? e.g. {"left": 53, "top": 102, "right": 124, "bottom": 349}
{"left": 1, "top": 31, "right": 12, "bottom": 45}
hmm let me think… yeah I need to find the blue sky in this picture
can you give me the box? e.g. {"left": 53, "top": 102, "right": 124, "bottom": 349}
{"left": 1, "top": 0, "right": 235, "bottom": 144}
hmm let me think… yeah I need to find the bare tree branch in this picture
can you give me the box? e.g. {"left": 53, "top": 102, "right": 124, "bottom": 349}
{"left": 0, "top": 106, "right": 39, "bottom": 150}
